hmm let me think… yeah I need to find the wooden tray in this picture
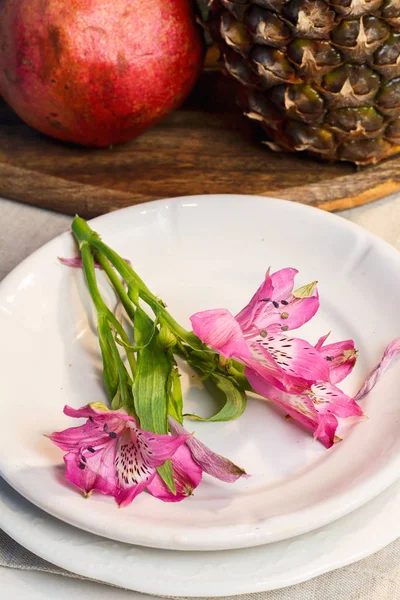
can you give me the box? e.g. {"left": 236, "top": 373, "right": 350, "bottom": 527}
{"left": 1, "top": 68, "right": 400, "bottom": 218}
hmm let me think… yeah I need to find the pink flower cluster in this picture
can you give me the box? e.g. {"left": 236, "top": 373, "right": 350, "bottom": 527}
{"left": 191, "top": 268, "right": 362, "bottom": 448}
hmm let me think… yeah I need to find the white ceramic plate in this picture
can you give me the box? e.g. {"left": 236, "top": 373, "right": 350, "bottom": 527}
{"left": 1, "top": 195, "right": 400, "bottom": 552}
{"left": 1, "top": 476, "right": 400, "bottom": 596}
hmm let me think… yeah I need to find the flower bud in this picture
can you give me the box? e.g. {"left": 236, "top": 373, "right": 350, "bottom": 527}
{"left": 158, "top": 324, "right": 177, "bottom": 349}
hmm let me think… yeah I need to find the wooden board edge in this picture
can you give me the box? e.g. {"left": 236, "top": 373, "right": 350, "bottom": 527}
{"left": 0, "top": 163, "right": 154, "bottom": 217}
{"left": 315, "top": 180, "right": 400, "bottom": 212}
{"left": 2, "top": 156, "right": 400, "bottom": 219}
{"left": 277, "top": 162, "right": 400, "bottom": 212}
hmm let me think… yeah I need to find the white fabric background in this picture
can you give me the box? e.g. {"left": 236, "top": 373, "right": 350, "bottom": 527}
{"left": 2, "top": 194, "right": 400, "bottom": 599}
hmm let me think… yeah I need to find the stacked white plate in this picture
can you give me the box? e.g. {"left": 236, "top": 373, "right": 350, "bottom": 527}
{"left": 1, "top": 195, "right": 400, "bottom": 596}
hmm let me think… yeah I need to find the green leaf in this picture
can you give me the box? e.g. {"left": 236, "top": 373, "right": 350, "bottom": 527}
{"left": 101, "top": 318, "right": 133, "bottom": 412}
{"left": 114, "top": 315, "right": 159, "bottom": 352}
{"left": 98, "top": 314, "right": 119, "bottom": 400}
{"left": 156, "top": 460, "right": 175, "bottom": 493}
{"left": 167, "top": 367, "right": 183, "bottom": 424}
{"left": 292, "top": 281, "right": 318, "bottom": 299}
{"left": 185, "top": 373, "right": 247, "bottom": 422}
{"left": 185, "top": 348, "right": 217, "bottom": 376}
{"left": 133, "top": 306, "right": 176, "bottom": 494}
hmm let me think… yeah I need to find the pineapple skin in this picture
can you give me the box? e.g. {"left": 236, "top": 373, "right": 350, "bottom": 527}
{"left": 207, "top": 0, "right": 400, "bottom": 164}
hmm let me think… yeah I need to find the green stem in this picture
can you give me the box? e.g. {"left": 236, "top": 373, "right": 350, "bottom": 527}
{"left": 93, "top": 251, "right": 136, "bottom": 376}
{"left": 80, "top": 242, "right": 106, "bottom": 314}
{"left": 80, "top": 241, "right": 135, "bottom": 381}
{"left": 140, "top": 290, "right": 202, "bottom": 348}
{"left": 79, "top": 241, "right": 136, "bottom": 407}
{"left": 72, "top": 216, "right": 204, "bottom": 350}
{"left": 94, "top": 251, "right": 136, "bottom": 322}
{"left": 73, "top": 216, "right": 148, "bottom": 290}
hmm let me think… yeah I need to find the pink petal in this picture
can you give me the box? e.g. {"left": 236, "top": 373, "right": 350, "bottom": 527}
{"left": 64, "top": 452, "right": 99, "bottom": 495}
{"left": 147, "top": 445, "right": 203, "bottom": 502}
{"left": 168, "top": 417, "right": 248, "bottom": 482}
{"left": 112, "top": 432, "right": 158, "bottom": 506}
{"left": 246, "top": 368, "right": 319, "bottom": 429}
{"left": 113, "top": 426, "right": 189, "bottom": 506}
{"left": 236, "top": 268, "right": 296, "bottom": 333}
{"left": 313, "top": 414, "right": 339, "bottom": 449}
{"left": 116, "top": 476, "right": 156, "bottom": 507}
{"left": 234, "top": 268, "right": 274, "bottom": 332}
{"left": 63, "top": 440, "right": 118, "bottom": 496}
{"left": 316, "top": 337, "right": 357, "bottom": 384}
{"left": 48, "top": 423, "right": 110, "bottom": 452}
{"left": 315, "top": 333, "right": 331, "bottom": 351}
{"left": 267, "top": 268, "right": 319, "bottom": 332}
{"left": 244, "top": 352, "right": 307, "bottom": 394}
{"left": 355, "top": 338, "right": 400, "bottom": 400}
{"left": 63, "top": 404, "right": 135, "bottom": 423}
{"left": 310, "top": 383, "right": 363, "bottom": 448}
{"left": 63, "top": 404, "right": 104, "bottom": 419}
{"left": 48, "top": 405, "right": 133, "bottom": 452}
{"left": 59, "top": 257, "right": 89, "bottom": 268}
{"left": 249, "top": 334, "right": 330, "bottom": 390}
{"left": 59, "top": 256, "right": 131, "bottom": 269}
{"left": 265, "top": 296, "right": 320, "bottom": 335}
{"left": 236, "top": 268, "right": 319, "bottom": 335}
{"left": 310, "top": 382, "right": 364, "bottom": 419}
{"left": 140, "top": 430, "right": 191, "bottom": 467}
{"left": 269, "top": 267, "right": 299, "bottom": 299}
{"left": 190, "top": 309, "right": 251, "bottom": 359}
{"left": 246, "top": 370, "right": 363, "bottom": 448}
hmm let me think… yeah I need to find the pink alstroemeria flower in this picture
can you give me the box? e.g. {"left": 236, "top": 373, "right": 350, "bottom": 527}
{"left": 245, "top": 330, "right": 400, "bottom": 448}
{"left": 48, "top": 403, "right": 189, "bottom": 506}
{"left": 147, "top": 417, "right": 248, "bottom": 502}
{"left": 246, "top": 334, "right": 362, "bottom": 447}
{"left": 191, "top": 268, "right": 330, "bottom": 394}
{"left": 246, "top": 370, "right": 364, "bottom": 448}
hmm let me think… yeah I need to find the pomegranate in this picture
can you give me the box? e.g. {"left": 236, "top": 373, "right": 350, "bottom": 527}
{"left": 0, "top": 0, "right": 204, "bottom": 146}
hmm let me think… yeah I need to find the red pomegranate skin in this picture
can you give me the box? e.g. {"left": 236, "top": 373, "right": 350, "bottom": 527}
{"left": 0, "top": 0, "right": 204, "bottom": 146}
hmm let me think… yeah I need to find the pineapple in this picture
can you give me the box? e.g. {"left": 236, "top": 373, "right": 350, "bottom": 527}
{"left": 206, "top": 0, "right": 400, "bottom": 164}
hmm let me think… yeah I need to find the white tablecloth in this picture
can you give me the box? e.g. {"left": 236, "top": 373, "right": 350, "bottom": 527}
{"left": 2, "top": 193, "right": 400, "bottom": 600}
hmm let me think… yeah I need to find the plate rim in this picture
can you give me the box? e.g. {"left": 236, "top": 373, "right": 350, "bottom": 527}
{"left": 1, "top": 475, "right": 400, "bottom": 597}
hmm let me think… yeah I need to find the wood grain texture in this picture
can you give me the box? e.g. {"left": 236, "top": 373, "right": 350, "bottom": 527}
{"left": 1, "top": 69, "right": 400, "bottom": 218}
